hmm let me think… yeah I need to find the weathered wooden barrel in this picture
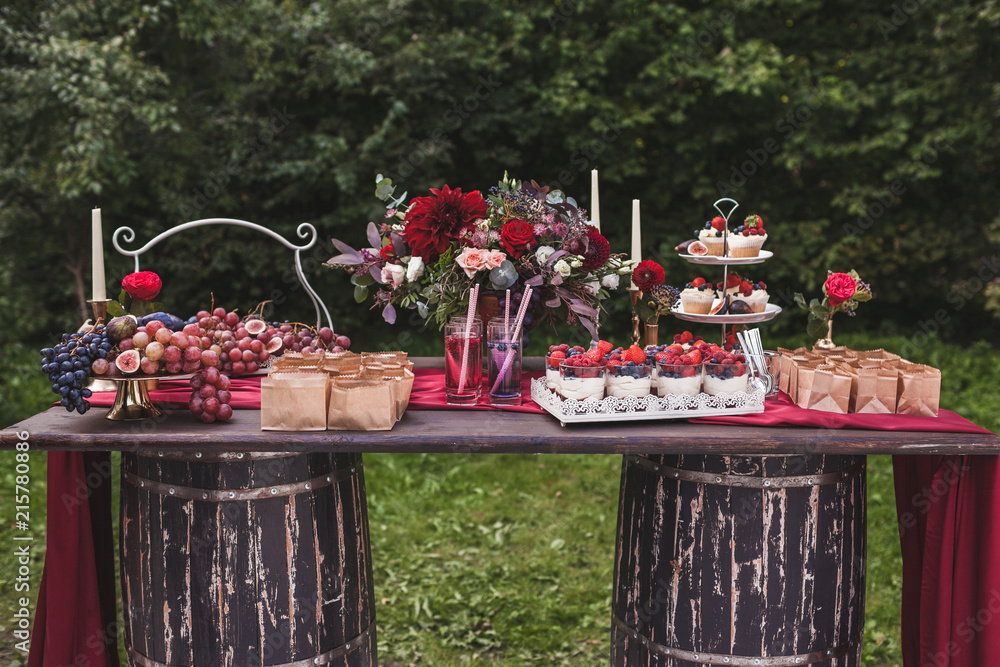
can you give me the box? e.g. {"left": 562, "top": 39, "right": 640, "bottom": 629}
{"left": 120, "top": 451, "right": 376, "bottom": 667}
{"left": 612, "top": 454, "right": 866, "bottom": 667}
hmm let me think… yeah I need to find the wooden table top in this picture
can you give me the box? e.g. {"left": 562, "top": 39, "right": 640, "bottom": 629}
{"left": 3, "top": 358, "right": 997, "bottom": 455}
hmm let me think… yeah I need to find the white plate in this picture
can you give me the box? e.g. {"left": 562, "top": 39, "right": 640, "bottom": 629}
{"left": 672, "top": 302, "right": 782, "bottom": 324}
{"left": 678, "top": 249, "right": 773, "bottom": 265}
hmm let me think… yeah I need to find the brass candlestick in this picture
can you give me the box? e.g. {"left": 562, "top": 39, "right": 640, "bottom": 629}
{"left": 88, "top": 299, "right": 111, "bottom": 325}
{"left": 630, "top": 289, "right": 641, "bottom": 346}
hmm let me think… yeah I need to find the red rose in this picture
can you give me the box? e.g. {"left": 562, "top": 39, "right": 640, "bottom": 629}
{"left": 824, "top": 272, "right": 857, "bottom": 306}
{"left": 122, "top": 271, "right": 162, "bottom": 301}
{"left": 379, "top": 244, "right": 395, "bottom": 260}
{"left": 500, "top": 219, "right": 536, "bottom": 258}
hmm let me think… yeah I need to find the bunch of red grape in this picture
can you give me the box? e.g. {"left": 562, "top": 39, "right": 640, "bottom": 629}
{"left": 187, "top": 367, "right": 233, "bottom": 423}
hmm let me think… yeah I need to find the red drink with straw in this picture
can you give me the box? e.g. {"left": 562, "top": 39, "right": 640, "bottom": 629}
{"left": 445, "top": 315, "right": 482, "bottom": 405}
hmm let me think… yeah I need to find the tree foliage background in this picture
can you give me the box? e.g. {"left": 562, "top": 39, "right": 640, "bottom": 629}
{"left": 1, "top": 0, "right": 999, "bottom": 351}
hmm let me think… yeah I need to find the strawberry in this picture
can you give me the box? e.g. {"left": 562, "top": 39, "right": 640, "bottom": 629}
{"left": 711, "top": 216, "right": 726, "bottom": 231}
{"left": 734, "top": 361, "right": 744, "bottom": 376}
{"left": 655, "top": 351, "right": 670, "bottom": 362}
{"left": 679, "top": 330, "right": 694, "bottom": 343}
{"left": 691, "top": 277, "right": 706, "bottom": 288}
{"left": 740, "top": 281, "right": 753, "bottom": 297}
{"left": 624, "top": 345, "right": 646, "bottom": 364}
{"left": 726, "top": 273, "right": 742, "bottom": 288}
{"left": 549, "top": 350, "right": 566, "bottom": 361}
{"left": 597, "top": 340, "right": 613, "bottom": 355}
{"left": 667, "top": 343, "right": 684, "bottom": 354}
{"left": 687, "top": 349, "right": 702, "bottom": 364}
{"left": 585, "top": 347, "right": 604, "bottom": 363}
{"left": 744, "top": 214, "right": 762, "bottom": 228}
{"left": 682, "top": 366, "right": 697, "bottom": 378}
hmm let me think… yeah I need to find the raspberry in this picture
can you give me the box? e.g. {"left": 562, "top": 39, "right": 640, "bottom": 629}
{"left": 624, "top": 345, "right": 646, "bottom": 364}
{"left": 572, "top": 345, "right": 586, "bottom": 353}
{"left": 559, "top": 344, "right": 570, "bottom": 352}
{"left": 597, "top": 340, "right": 613, "bottom": 355}
{"left": 743, "top": 229, "right": 750, "bottom": 236}
{"left": 667, "top": 344, "right": 684, "bottom": 354}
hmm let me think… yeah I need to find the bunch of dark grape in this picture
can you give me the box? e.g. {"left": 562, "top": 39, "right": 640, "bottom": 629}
{"left": 187, "top": 367, "right": 233, "bottom": 424}
{"left": 40, "top": 325, "right": 112, "bottom": 413}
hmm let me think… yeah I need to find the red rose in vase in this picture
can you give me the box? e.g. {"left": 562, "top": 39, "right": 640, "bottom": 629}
{"left": 403, "top": 185, "right": 487, "bottom": 263}
{"left": 500, "top": 219, "right": 536, "bottom": 258}
{"left": 824, "top": 272, "right": 857, "bottom": 306}
{"left": 122, "top": 271, "right": 162, "bottom": 301}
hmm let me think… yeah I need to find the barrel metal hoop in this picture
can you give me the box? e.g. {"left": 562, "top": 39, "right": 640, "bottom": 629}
{"left": 626, "top": 455, "right": 865, "bottom": 488}
{"left": 127, "top": 617, "right": 375, "bottom": 667}
{"left": 124, "top": 460, "right": 363, "bottom": 502}
{"left": 141, "top": 450, "right": 307, "bottom": 462}
{"left": 613, "top": 616, "right": 858, "bottom": 666}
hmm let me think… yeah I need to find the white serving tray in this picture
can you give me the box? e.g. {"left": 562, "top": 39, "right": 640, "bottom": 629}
{"left": 530, "top": 377, "right": 765, "bottom": 426}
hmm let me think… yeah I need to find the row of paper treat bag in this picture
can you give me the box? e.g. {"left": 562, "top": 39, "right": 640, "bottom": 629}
{"left": 778, "top": 346, "right": 941, "bottom": 416}
{"left": 261, "top": 350, "right": 414, "bottom": 431}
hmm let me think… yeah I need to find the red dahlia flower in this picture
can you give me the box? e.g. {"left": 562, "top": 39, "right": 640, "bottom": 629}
{"left": 631, "top": 260, "right": 665, "bottom": 292}
{"left": 581, "top": 227, "right": 611, "bottom": 270}
{"left": 403, "top": 185, "right": 488, "bottom": 263}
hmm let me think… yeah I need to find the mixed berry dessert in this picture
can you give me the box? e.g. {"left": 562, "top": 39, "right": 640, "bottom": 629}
{"left": 605, "top": 345, "right": 652, "bottom": 398}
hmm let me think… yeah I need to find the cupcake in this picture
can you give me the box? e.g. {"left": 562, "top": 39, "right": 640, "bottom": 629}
{"left": 698, "top": 216, "right": 727, "bottom": 256}
{"left": 715, "top": 272, "right": 744, "bottom": 301}
{"left": 746, "top": 281, "right": 770, "bottom": 313}
{"left": 727, "top": 214, "right": 768, "bottom": 258}
{"left": 729, "top": 279, "right": 755, "bottom": 312}
{"left": 679, "top": 277, "right": 715, "bottom": 314}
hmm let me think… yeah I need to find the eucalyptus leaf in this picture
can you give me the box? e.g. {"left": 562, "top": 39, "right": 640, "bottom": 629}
{"left": 354, "top": 285, "right": 368, "bottom": 303}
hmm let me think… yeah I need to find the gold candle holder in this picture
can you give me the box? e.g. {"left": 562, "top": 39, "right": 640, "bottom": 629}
{"left": 106, "top": 378, "right": 163, "bottom": 421}
{"left": 630, "top": 289, "right": 641, "bottom": 346}
{"left": 88, "top": 299, "right": 112, "bottom": 325}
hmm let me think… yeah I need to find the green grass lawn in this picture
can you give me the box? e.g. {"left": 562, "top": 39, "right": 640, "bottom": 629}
{"left": 1, "top": 334, "right": 996, "bottom": 664}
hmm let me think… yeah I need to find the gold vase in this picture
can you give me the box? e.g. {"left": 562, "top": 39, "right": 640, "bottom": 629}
{"left": 644, "top": 323, "right": 658, "bottom": 347}
{"left": 814, "top": 319, "right": 835, "bottom": 350}
{"left": 106, "top": 378, "right": 163, "bottom": 421}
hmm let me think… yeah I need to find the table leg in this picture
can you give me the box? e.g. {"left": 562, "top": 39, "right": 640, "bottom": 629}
{"left": 611, "top": 454, "right": 866, "bottom": 666}
{"left": 119, "top": 451, "right": 377, "bottom": 667}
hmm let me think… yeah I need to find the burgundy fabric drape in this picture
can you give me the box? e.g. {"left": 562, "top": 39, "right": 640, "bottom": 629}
{"left": 29, "top": 451, "right": 119, "bottom": 667}
{"left": 893, "top": 454, "right": 1000, "bottom": 667}
{"left": 34, "top": 371, "right": 994, "bottom": 666}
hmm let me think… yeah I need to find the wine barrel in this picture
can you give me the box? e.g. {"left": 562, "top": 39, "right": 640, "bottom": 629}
{"left": 612, "top": 454, "right": 866, "bottom": 667}
{"left": 120, "top": 451, "right": 376, "bottom": 667}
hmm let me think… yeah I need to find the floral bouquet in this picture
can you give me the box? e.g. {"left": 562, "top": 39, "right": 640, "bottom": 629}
{"left": 794, "top": 270, "right": 873, "bottom": 341}
{"left": 325, "top": 173, "right": 634, "bottom": 339}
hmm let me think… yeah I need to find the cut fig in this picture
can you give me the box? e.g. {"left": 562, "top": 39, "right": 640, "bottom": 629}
{"left": 265, "top": 337, "right": 284, "bottom": 354}
{"left": 687, "top": 241, "right": 709, "bottom": 256}
{"left": 709, "top": 295, "right": 730, "bottom": 315}
{"left": 244, "top": 319, "right": 267, "bottom": 335}
{"left": 674, "top": 238, "right": 698, "bottom": 253}
{"left": 115, "top": 349, "right": 141, "bottom": 374}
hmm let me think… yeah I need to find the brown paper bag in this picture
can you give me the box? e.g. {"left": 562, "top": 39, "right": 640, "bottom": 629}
{"left": 777, "top": 348, "right": 797, "bottom": 395}
{"left": 261, "top": 370, "right": 330, "bottom": 431}
{"left": 328, "top": 378, "right": 397, "bottom": 431}
{"left": 831, "top": 361, "right": 860, "bottom": 412}
{"left": 895, "top": 362, "right": 942, "bottom": 417}
{"left": 804, "top": 365, "right": 852, "bottom": 414}
{"left": 854, "top": 365, "right": 898, "bottom": 414}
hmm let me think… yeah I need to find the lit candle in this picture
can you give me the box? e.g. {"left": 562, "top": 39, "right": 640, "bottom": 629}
{"left": 630, "top": 199, "right": 641, "bottom": 289}
{"left": 590, "top": 169, "right": 600, "bottom": 231}
{"left": 91, "top": 208, "right": 106, "bottom": 301}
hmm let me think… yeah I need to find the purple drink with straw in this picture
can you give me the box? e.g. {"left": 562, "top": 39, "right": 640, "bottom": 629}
{"left": 445, "top": 316, "right": 482, "bottom": 405}
{"left": 487, "top": 319, "right": 522, "bottom": 405}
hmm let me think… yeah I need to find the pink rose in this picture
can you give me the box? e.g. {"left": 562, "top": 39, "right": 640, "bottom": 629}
{"left": 380, "top": 263, "right": 405, "bottom": 288}
{"left": 485, "top": 250, "right": 506, "bottom": 268}
{"left": 455, "top": 247, "right": 488, "bottom": 278}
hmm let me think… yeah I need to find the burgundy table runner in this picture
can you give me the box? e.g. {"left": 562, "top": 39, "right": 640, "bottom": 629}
{"left": 34, "top": 369, "right": 995, "bottom": 667}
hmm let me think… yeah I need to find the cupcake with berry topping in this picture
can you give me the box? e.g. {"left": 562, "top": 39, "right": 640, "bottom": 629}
{"left": 703, "top": 349, "right": 749, "bottom": 396}
{"left": 606, "top": 345, "right": 652, "bottom": 398}
{"left": 727, "top": 214, "right": 768, "bottom": 258}
{"left": 715, "top": 272, "right": 744, "bottom": 300}
{"left": 698, "top": 216, "right": 728, "bottom": 256}
{"left": 746, "top": 280, "right": 770, "bottom": 313}
{"left": 655, "top": 346, "right": 704, "bottom": 396}
{"left": 679, "top": 277, "right": 715, "bottom": 314}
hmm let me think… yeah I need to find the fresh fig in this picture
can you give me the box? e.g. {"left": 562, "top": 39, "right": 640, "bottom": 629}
{"left": 674, "top": 239, "right": 698, "bottom": 253}
{"left": 106, "top": 315, "right": 138, "bottom": 342}
{"left": 115, "top": 349, "right": 141, "bottom": 374}
{"left": 710, "top": 295, "right": 730, "bottom": 315}
{"left": 265, "top": 337, "right": 284, "bottom": 354}
{"left": 728, "top": 300, "right": 754, "bottom": 315}
{"left": 687, "top": 241, "right": 709, "bottom": 256}
{"left": 245, "top": 319, "right": 267, "bottom": 335}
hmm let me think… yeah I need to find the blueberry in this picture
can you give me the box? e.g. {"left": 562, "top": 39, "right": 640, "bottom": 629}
{"left": 716, "top": 231, "right": 722, "bottom": 237}
{"left": 627, "top": 360, "right": 635, "bottom": 366}
{"left": 704, "top": 221, "right": 711, "bottom": 229}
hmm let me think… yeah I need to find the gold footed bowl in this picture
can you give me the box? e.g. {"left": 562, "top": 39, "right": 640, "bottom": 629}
{"left": 105, "top": 377, "right": 164, "bottom": 421}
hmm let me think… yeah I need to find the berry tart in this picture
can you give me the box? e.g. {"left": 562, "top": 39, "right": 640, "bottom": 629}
{"left": 698, "top": 216, "right": 728, "bottom": 256}
{"left": 655, "top": 344, "right": 704, "bottom": 396}
{"left": 606, "top": 345, "right": 652, "bottom": 398}
{"left": 680, "top": 277, "right": 715, "bottom": 314}
{"left": 727, "top": 214, "right": 768, "bottom": 258}
{"left": 559, "top": 348, "right": 606, "bottom": 401}
{"left": 703, "top": 349, "right": 749, "bottom": 396}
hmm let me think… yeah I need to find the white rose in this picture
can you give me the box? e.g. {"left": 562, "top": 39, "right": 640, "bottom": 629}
{"left": 553, "top": 259, "right": 572, "bottom": 277}
{"left": 535, "top": 245, "right": 556, "bottom": 265}
{"left": 406, "top": 256, "right": 425, "bottom": 282}
{"left": 602, "top": 273, "right": 620, "bottom": 289}
{"left": 381, "top": 263, "right": 405, "bottom": 288}
{"left": 570, "top": 259, "right": 583, "bottom": 269}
